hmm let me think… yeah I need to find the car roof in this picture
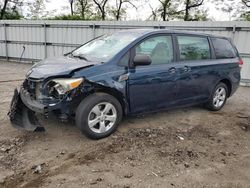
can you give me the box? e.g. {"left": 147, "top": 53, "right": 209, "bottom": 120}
{"left": 116, "top": 29, "right": 227, "bottom": 39}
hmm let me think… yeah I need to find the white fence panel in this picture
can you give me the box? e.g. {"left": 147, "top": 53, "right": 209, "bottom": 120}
{"left": 0, "top": 20, "right": 250, "bottom": 83}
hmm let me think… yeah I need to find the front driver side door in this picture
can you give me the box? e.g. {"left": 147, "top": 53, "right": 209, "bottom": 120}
{"left": 128, "top": 34, "right": 178, "bottom": 114}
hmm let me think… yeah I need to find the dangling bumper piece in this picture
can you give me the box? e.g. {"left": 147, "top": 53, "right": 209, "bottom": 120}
{"left": 8, "top": 88, "right": 45, "bottom": 132}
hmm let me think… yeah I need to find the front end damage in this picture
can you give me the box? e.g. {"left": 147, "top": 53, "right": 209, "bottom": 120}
{"left": 8, "top": 88, "right": 45, "bottom": 132}
{"left": 8, "top": 77, "right": 89, "bottom": 132}
{"left": 7, "top": 57, "right": 128, "bottom": 132}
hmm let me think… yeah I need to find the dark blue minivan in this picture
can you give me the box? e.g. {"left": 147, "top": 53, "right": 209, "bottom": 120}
{"left": 8, "top": 29, "right": 242, "bottom": 139}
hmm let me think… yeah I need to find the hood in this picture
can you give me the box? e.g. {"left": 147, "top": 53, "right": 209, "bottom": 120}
{"left": 27, "top": 56, "right": 98, "bottom": 79}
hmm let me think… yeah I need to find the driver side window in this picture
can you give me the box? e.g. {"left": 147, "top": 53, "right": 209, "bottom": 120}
{"left": 135, "top": 35, "right": 173, "bottom": 65}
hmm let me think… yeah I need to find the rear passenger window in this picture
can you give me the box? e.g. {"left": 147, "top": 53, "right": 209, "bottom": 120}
{"left": 177, "top": 36, "right": 210, "bottom": 61}
{"left": 211, "top": 38, "right": 237, "bottom": 59}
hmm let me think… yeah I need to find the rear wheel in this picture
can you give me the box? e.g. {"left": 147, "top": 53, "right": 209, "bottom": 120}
{"left": 75, "top": 93, "right": 122, "bottom": 139}
{"left": 206, "top": 82, "right": 228, "bottom": 111}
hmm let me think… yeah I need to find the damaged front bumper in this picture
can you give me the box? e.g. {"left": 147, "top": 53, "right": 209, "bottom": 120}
{"left": 8, "top": 83, "right": 85, "bottom": 131}
{"left": 8, "top": 88, "right": 46, "bottom": 132}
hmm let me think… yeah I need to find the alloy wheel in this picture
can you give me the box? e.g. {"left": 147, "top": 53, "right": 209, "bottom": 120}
{"left": 213, "top": 87, "right": 226, "bottom": 108}
{"left": 87, "top": 102, "right": 117, "bottom": 134}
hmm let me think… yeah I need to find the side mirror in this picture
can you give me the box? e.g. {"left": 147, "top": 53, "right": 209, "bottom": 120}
{"left": 133, "top": 54, "right": 152, "bottom": 66}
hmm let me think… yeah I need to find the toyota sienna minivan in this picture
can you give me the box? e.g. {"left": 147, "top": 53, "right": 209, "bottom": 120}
{"left": 8, "top": 29, "right": 242, "bottom": 139}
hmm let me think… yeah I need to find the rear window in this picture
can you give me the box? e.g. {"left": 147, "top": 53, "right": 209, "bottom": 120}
{"left": 211, "top": 38, "right": 237, "bottom": 59}
{"left": 177, "top": 35, "right": 211, "bottom": 61}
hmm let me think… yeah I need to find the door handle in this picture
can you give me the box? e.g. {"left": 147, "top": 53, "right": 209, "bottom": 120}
{"left": 168, "top": 67, "right": 176, "bottom": 74}
{"left": 182, "top": 66, "right": 191, "bottom": 72}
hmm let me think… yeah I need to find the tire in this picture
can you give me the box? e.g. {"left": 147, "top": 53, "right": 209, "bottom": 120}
{"left": 206, "top": 82, "right": 228, "bottom": 111}
{"left": 75, "top": 92, "right": 123, "bottom": 139}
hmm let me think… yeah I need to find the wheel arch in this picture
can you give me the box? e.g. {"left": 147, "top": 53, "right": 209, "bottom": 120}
{"left": 86, "top": 83, "right": 128, "bottom": 115}
{"left": 219, "top": 78, "right": 232, "bottom": 97}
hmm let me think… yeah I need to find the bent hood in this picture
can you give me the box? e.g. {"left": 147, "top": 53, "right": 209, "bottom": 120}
{"left": 27, "top": 56, "right": 97, "bottom": 79}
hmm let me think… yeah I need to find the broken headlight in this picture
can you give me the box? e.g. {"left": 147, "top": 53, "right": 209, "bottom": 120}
{"left": 47, "top": 78, "right": 83, "bottom": 98}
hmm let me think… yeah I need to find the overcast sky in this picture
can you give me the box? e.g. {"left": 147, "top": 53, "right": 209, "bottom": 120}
{"left": 43, "top": 0, "right": 241, "bottom": 21}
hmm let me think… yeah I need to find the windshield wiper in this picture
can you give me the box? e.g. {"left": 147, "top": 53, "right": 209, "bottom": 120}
{"left": 70, "top": 53, "right": 89, "bottom": 61}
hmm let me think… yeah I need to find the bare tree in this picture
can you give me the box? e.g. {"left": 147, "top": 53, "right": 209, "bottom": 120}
{"left": 148, "top": 4, "right": 158, "bottom": 21}
{"left": 158, "top": 0, "right": 170, "bottom": 21}
{"left": 26, "top": 0, "right": 46, "bottom": 19}
{"left": 213, "top": 0, "right": 245, "bottom": 21}
{"left": 0, "top": 0, "right": 23, "bottom": 19}
{"left": 183, "top": 0, "right": 204, "bottom": 21}
{"left": 112, "top": 0, "right": 137, "bottom": 20}
{"left": 156, "top": 0, "right": 184, "bottom": 21}
{"left": 242, "top": 0, "right": 250, "bottom": 7}
{"left": 0, "top": 0, "right": 9, "bottom": 19}
{"left": 92, "top": 0, "right": 109, "bottom": 20}
{"left": 69, "top": 0, "right": 74, "bottom": 15}
{"left": 158, "top": 0, "right": 181, "bottom": 21}
{"left": 78, "top": 0, "right": 89, "bottom": 20}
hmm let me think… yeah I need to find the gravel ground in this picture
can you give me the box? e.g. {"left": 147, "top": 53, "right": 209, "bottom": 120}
{"left": 0, "top": 61, "right": 250, "bottom": 188}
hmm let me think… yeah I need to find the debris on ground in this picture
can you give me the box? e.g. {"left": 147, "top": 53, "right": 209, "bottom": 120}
{"left": 238, "top": 122, "right": 249, "bottom": 131}
{"left": 31, "top": 163, "right": 45, "bottom": 174}
{"left": 89, "top": 177, "right": 103, "bottom": 185}
{"left": 236, "top": 114, "right": 249, "bottom": 119}
{"left": 33, "top": 165, "right": 42, "bottom": 174}
{"left": 59, "top": 150, "right": 66, "bottom": 155}
{"left": 151, "top": 172, "right": 158, "bottom": 177}
{"left": 124, "top": 173, "right": 134, "bottom": 178}
{"left": 177, "top": 135, "right": 184, "bottom": 141}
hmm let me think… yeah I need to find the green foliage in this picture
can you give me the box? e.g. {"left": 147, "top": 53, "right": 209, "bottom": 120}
{"left": 108, "top": 6, "right": 126, "bottom": 20}
{"left": 186, "top": 8, "right": 209, "bottom": 21}
{"left": 151, "top": 0, "right": 208, "bottom": 21}
{"left": 48, "top": 14, "right": 83, "bottom": 20}
{"left": 26, "top": 0, "right": 46, "bottom": 19}
{"left": 1, "top": 9, "right": 22, "bottom": 19}
{"left": 48, "top": 0, "right": 100, "bottom": 20}
{"left": 48, "top": 14, "right": 99, "bottom": 20}
{"left": 241, "top": 11, "right": 250, "bottom": 20}
{"left": 75, "top": 0, "right": 93, "bottom": 20}
{"left": 0, "top": 0, "right": 23, "bottom": 20}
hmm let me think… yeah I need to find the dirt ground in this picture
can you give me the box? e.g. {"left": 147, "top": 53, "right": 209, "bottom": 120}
{"left": 0, "top": 61, "right": 249, "bottom": 188}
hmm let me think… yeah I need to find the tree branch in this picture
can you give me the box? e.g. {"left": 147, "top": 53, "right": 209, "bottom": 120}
{"left": 242, "top": 0, "right": 250, "bottom": 7}
{"left": 187, "top": 0, "right": 204, "bottom": 9}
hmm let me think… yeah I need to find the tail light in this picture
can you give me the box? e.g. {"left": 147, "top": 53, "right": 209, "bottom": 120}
{"left": 239, "top": 59, "right": 244, "bottom": 68}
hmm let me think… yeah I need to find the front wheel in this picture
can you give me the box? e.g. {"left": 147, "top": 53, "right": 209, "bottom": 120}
{"left": 75, "top": 93, "right": 123, "bottom": 139}
{"left": 206, "top": 82, "right": 228, "bottom": 111}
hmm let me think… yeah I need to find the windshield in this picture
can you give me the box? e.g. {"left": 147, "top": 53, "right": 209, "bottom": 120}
{"left": 71, "top": 33, "right": 138, "bottom": 62}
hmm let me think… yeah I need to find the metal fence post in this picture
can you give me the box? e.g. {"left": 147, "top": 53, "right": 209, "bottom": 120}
{"left": 44, "top": 23, "right": 47, "bottom": 58}
{"left": 232, "top": 24, "right": 236, "bottom": 42}
{"left": 92, "top": 23, "right": 96, "bottom": 39}
{"left": 4, "top": 23, "right": 8, "bottom": 61}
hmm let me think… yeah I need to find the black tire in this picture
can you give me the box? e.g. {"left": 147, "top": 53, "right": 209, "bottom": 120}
{"left": 206, "top": 82, "right": 228, "bottom": 111}
{"left": 75, "top": 92, "right": 123, "bottom": 139}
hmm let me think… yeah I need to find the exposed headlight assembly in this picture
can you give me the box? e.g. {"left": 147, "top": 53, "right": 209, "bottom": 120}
{"left": 47, "top": 78, "right": 83, "bottom": 98}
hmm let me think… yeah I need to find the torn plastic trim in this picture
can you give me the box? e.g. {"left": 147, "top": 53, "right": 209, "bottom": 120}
{"left": 8, "top": 89, "right": 45, "bottom": 132}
